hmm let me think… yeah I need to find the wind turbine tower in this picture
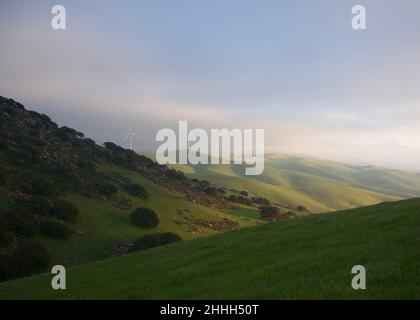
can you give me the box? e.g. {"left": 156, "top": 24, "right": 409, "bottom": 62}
{"left": 123, "top": 124, "right": 140, "bottom": 151}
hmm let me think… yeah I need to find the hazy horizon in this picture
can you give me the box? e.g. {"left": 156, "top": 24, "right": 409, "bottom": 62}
{"left": 1, "top": 0, "right": 420, "bottom": 170}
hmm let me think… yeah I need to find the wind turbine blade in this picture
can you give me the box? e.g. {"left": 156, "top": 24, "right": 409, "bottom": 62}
{"left": 129, "top": 124, "right": 132, "bottom": 132}
{"left": 123, "top": 133, "right": 130, "bottom": 141}
{"left": 132, "top": 132, "right": 140, "bottom": 137}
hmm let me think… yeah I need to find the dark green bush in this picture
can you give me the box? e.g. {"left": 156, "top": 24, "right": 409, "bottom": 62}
{"left": 0, "top": 253, "right": 18, "bottom": 281}
{"left": 204, "top": 187, "right": 218, "bottom": 196}
{"left": 260, "top": 206, "right": 288, "bottom": 220}
{"left": 13, "top": 178, "right": 33, "bottom": 194}
{"left": 0, "top": 231, "right": 16, "bottom": 249}
{"left": 229, "top": 195, "right": 238, "bottom": 202}
{"left": 39, "top": 219, "right": 71, "bottom": 239}
{"left": 78, "top": 160, "right": 96, "bottom": 171}
{"left": 199, "top": 180, "right": 210, "bottom": 189}
{"left": 31, "top": 177, "right": 57, "bottom": 197}
{"left": 130, "top": 207, "right": 159, "bottom": 228}
{"left": 0, "top": 216, "right": 8, "bottom": 233}
{"left": 11, "top": 206, "right": 35, "bottom": 222}
{"left": 14, "top": 240, "right": 51, "bottom": 276}
{"left": 252, "top": 196, "right": 271, "bottom": 206}
{"left": 165, "top": 168, "right": 187, "bottom": 180}
{"left": 104, "top": 142, "right": 125, "bottom": 152}
{"left": 98, "top": 182, "right": 118, "bottom": 197}
{"left": 3, "top": 211, "right": 38, "bottom": 238}
{"left": 50, "top": 199, "right": 79, "bottom": 221}
{"left": 240, "top": 191, "right": 249, "bottom": 197}
{"left": 112, "top": 152, "right": 127, "bottom": 167}
{"left": 25, "top": 196, "right": 52, "bottom": 215}
{"left": 0, "top": 166, "right": 7, "bottom": 185}
{"left": 0, "top": 240, "right": 50, "bottom": 281}
{"left": 229, "top": 195, "right": 253, "bottom": 206}
{"left": 128, "top": 232, "right": 181, "bottom": 253}
{"left": 124, "top": 183, "right": 148, "bottom": 199}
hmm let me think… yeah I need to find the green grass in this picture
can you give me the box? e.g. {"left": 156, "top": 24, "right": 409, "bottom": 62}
{"left": 172, "top": 154, "right": 420, "bottom": 213}
{"left": 225, "top": 208, "right": 261, "bottom": 219}
{"left": 1, "top": 198, "right": 419, "bottom": 299}
{"left": 32, "top": 164, "right": 258, "bottom": 267}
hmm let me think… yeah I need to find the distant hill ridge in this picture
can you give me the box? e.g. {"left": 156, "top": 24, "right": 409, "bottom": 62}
{"left": 172, "top": 151, "right": 420, "bottom": 213}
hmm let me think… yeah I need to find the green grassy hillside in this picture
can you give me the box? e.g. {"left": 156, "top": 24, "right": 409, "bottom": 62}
{"left": 172, "top": 154, "right": 420, "bottom": 213}
{"left": 1, "top": 198, "right": 419, "bottom": 299}
{"left": 35, "top": 165, "right": 259, "bottom": 267}
{"left": 0, "top": 97, "right": 260, "bottom": 279}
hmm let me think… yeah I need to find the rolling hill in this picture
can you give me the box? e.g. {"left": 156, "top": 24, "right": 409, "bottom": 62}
{"left": 1, "top": 198, "right": 419, "bottom": 299}
{"left": 0, "top": 96, "right": 260, "bottom": 278}
{"left": 1, "top": 96, "right": 420, "bottom": 299}
{"left": 171, "top": 154, "right": 420, "bottom": 213}
{"left": 29, "top": 165, "right": 259, "bottom": 267}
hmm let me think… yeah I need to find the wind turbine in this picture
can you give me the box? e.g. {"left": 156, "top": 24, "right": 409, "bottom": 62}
{"left": 123, "top": 124, "right": 140, "bottom": 150}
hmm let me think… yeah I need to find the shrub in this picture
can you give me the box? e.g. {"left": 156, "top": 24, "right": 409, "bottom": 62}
{"left": 100, "top": 148, "right": 113, "bottom": 161}
{"left": 57, "top": 126, "right": 84, "bottom": 140}
{"left": 14, "top": 240, "right": 51, "bottom": 274}
{"left": 123, "top": 183, "right": 148, "bottom": 199}
{"left": 112, "top": 152, "right": 127, "bottom": 167}
{"left": 0, "top": 166, "right": 7, "bottom": 185}
{"left": 166, "top": 168, "right": 186, "bottom": 180}
{"left": 0, "top": 231, "right": 16, "bottom": 249}
{"left": 78, "top": 160, "right": 96, "bottom": 171}
{"left": 218, "top": 188, "right": 226, "bottom": 195}
{"left": 130, "top": 207, "right": 159, "bottom": 228}
{"left": 104, "top": 142, "right": 125, "bottom": 152}
{"left": 3, "top": 211, "right": 38, "bottom": 238}
{"left": 13, "top": 178, "right": 33, "bottom": 194}
{"left": 25, "top": 196, "right": 52, "bottom": 215}
{"left": 228, "top": 195, "right": 238, "bottom": 202}
{"left": 228, "top": 195, "right": 252, "bottom": 206}
{"left": 11, "top": 206, "right": 35, "bottom": 222}
{"left": 297, "top": 205, "right": 307, "bottom": 212}
{"left": 199, "top": 180, "right": 210, "bottom": 189}
{"left": 31, "top": 177, "right": 57, "bottom": 197}
{"left": 0, "top": 216, "right": 8, "bottom": 233}
{"left": 260, "top": 206, "right": 288, "bottom": 220}
{"left": 0, "top": 240, "right": 50, "bottom": 281}
{"left": 98, "top": 182, "right": 118, "bottom": 197}
{"left": 239, "top": 196, "right": 252, "bottom": 205}
{"left": 240, "top": 191, "right": 249, "bottom": 197}
{"left": 39, "top": 219, "right": 71, "bottom": 239}
{"left": 128, "top": 232, "right": 181, "bottom": 253}
{"left": 0, "top": 253, "right": 17, "bottom": 281}
{"left": 204, "top": 187, "right": 218, "bottom": 196}
{"left": 252, "top": 196, "right": 271, "bottom": 206}
{"left": 50, "top": 199, "right": 79, "bottom": 221}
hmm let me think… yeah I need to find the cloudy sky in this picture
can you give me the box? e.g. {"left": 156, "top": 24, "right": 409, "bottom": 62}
{"left": 1, "top": 0, "right": 420, "bottom": 169}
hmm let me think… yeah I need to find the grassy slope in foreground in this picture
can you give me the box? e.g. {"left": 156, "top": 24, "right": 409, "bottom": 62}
{"left": 1, "top": 198, "right": 419, "bottom": 299}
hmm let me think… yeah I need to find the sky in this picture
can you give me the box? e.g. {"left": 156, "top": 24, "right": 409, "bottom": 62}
{"left": 1, "top": 0, "right": 420, "bottom": 169}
